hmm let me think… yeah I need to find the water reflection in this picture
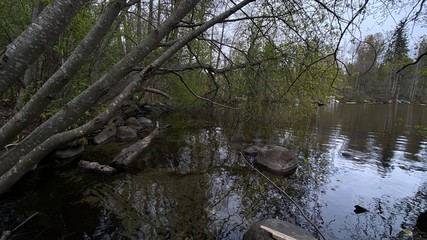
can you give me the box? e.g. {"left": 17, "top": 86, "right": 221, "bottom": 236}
{"left": 0, "top": 104, "right": 426, "bottom": 239}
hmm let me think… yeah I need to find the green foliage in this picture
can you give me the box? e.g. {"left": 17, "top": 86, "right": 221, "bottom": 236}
{"left": 0, "top": 0, "right": 33, "bottom": 48}
{"left": 415, "top": 125, "right": 427, "bottom": 138}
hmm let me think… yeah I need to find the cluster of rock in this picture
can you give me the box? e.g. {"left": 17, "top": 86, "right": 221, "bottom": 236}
{"left": 51, "top": 103, "right": 169, "bottom": 161}
{"left": 93, "top": 102, "right": 166, "bottom": 144}
{"left": 93, "top": 116, "right": 153, "bottom": 144}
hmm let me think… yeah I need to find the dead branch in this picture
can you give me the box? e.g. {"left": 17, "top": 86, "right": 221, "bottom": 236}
{"left": 78, "top": 160, "right": 117, "bottom": 175}
{"left": 111, "top": 121, "right": 160, "bottom": 169}
{"left": 1, "top": 212, "right": 38, "bottom": 240}
{"left": 143, "top": 87, "right": 172, "bottom": 99}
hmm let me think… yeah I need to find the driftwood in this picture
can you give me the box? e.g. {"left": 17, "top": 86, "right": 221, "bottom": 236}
{"left": 260, "top": 225, "right": 297, "bottom": 240}
{"left": 111, "top": 121, "right": 160, "bottom": 169}
{"left": 78, "top": 160, "right": 117, "bottom": 175}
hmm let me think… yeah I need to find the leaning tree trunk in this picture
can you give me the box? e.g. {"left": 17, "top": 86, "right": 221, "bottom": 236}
{"left": 0, "top": 0, "right": 255, "bottom": 195}
{"left": 0, "top": 0, "right": 127, "bottom": 149}
{"left": 0, "top": 0, "right": 88, "bottom": 96}
{"left": 0, "top": 0, "right": 201, "bottom": 176}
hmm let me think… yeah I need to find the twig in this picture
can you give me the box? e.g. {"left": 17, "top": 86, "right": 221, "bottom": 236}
{"left": 0, "top": 212, "right": 39, "bottom": 240}
{"left": 12, "top": 212, "right": 39, "bottom": 232}
{"left": 397, "top": 51, "right": 427, "bottom": 74}
{"left": 172, "top": 72, "right": 238, "bottom": 110}
{"left": 239, "top": 152, "right": 326, "bottom": 240}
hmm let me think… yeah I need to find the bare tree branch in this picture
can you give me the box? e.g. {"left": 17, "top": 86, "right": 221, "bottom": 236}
{"left": 172, "top": 72, "right": 238, "bottom": 109}
{"left": 397, "top": 51, "right": 427, "bottom": 73}
{"left": 143, "top": 87, "right": 171, "bottom": 99}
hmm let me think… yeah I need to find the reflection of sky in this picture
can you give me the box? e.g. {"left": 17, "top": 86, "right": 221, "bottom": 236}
{"left": 8, "top": 105, "right": 425, "bottom": 239}
{"left": 315, "top": 104, "right": 427, "bottom": 239}
{"left": 76, "top": 104, "right": 427, "bottom": 239}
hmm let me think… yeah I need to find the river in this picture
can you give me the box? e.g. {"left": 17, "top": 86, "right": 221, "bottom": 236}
{"left": 0, "top": 103, "right": 426, "bottom": 239}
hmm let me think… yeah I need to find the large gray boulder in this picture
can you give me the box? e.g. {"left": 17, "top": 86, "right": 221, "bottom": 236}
{"left": 116, "top": 126, "right": 137, "bottom": 141}
{"left": 244, "top": 145, "right": 298, "bottom": 176}
{"left": 244, "top": 219, "right": 316, "bottom": 240}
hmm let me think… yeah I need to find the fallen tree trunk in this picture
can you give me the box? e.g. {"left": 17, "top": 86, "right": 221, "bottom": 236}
{"left": 111, "top": 121, "right": 160, "bottom": 169}
{"left": 78, "top": 160, "right": 117, "bottom": 175}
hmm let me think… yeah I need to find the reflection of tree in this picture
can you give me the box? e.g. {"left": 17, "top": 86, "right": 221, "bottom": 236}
{"left": 377, "top": 104, "right": 398, "bottom": 172}
{"left": 337, "top": 197, "right": 401, "bottom": 239}
{"left": 74, "top": 107, "right": 427, "bottom": 239}
{"left": 4, "top": 106, "right": 425, "bottom": 239}
{"left": 397, "top": 182, "right": 427, "bottom": 238}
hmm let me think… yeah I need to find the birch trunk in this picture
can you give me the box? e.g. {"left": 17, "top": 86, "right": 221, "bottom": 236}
{"left": 0, "top": 0, "right": 127, "bottom": 149}
{"left": 0, "top": 0, "right": 87, "bottom": 96}
{"left": 0, "top": 0, "right": 255, "bottom": 195}
{"left": 0, "top": 0, "right": 201, "bottom": 177}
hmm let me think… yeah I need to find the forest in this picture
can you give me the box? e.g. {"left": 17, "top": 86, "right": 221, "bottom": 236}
{"left": 0, "top": 0, "right": 426, "bottom": 195}
{"left": 343, "top": 23, "right": 427, "bottom": 103}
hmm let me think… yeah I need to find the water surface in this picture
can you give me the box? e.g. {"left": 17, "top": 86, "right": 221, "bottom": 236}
{"left": 1, "top": 103, "right": 426, "bottom": 239}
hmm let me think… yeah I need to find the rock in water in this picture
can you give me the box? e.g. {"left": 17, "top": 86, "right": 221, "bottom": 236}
{"left": 116, "top": 126, "right": 137, "bottom": 141}
{"left": 93, "top": 126, "right": 116, "bottom": 144}
{"left": 125, "top": 117, "right": 142, "bottom": 131}
{"left": 416, "top": 211, "right": 427, "bottom": 233}
{"left": 354, "top": 205, "right": 368, "bottom": 214}
{"left": 246, "top": 145, "right": 298, "bottom": 176}
{"left": 244, "top": 219, "right": 316, "bottom": 240}
{"left": 138, "top": 117, "right": 154, "bottom": 129}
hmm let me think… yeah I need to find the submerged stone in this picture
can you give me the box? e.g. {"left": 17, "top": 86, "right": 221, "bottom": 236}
{"left": 55, "top": 144, "right": 84, "bottom": 159}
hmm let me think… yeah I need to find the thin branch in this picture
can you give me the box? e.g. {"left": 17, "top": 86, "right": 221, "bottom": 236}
{"left": 133, "top": 60, "right": 266, "bottom": 75}
{"left": 1, "top": 212, "right": 39, "bottom": 240}
{"left": 185, "top": 43, "right": 219, "bottom": 98}
{"left": 397, "top": 51, "right": 427, "bottom": 74}
{"left": 172, "top": 72, "right": 238, "bottom": 109}
{"left": 143, "top": 87, "right": 171, "bottom": 99}
{"left": 357, "top": 40, "right": 377, "bottom": 78}
{"left": 175, "top": 14, "right": 292, "bottom": 28}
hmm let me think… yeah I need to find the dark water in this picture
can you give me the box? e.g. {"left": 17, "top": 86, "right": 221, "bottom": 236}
{"left": 1, "top": 103, "right": 426, "bottom": 239}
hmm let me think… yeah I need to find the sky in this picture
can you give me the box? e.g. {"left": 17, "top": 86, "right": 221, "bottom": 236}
{"left": 362, "top": 8, "right": 425, "bottom": 51}
{"left": 340, "top": 0, "right": 426, "bottom": 61}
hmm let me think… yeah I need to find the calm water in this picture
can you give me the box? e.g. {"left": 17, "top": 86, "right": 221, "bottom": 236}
{"left": 0, "top": 103, "right": 426, "bottom": 239}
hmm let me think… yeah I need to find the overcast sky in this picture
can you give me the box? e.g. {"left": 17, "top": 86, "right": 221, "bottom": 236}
{"left": 340, "top": 1, "right": 426, "bottom": 61}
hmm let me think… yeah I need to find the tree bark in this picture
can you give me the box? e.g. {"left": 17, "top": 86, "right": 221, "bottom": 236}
{"left": 0, "top": 0, "right": 256, "bottom": 194}
{"left": 0, "top": 0, "right": 127, "bottom": 149}
{"left": 15, "top": 0, "right": 46, "bottom": 109}
{"left": 78, "top": 160, "right": 117, "bottom": 175}
{"left": 111, "top": 122, "right": 160, "bottom": 169}
{"left": 0, "top": 0, "right": 88, "bottom": 96}
{"left": 0, "top": 0, "right": 201, "bottom": 176}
